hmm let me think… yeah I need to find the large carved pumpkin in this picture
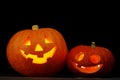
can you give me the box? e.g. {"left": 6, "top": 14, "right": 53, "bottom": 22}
{"left": 6, "top": 25, "right": 68, "bottom": 76}
{"left": 67, "top": 42, "right": 115, "bottom": 77}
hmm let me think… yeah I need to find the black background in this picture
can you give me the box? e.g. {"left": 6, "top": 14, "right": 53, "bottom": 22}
{"left": 0, "top": 15, "right": 119, "bottom": 78}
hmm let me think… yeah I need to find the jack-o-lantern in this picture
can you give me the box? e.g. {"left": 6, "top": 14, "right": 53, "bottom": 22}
{"left": 6, "top": 25, "right": 68, "bottom": 76}
{"left": 67, "top": 42, "right": 115, "bottom": 77}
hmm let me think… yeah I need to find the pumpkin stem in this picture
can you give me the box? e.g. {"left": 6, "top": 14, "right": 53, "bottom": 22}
{"left": 91, "top": 41, "right": 95, "bottom": 48}
{"left": 32, "top": 25, "right": 39, "bottom": 30}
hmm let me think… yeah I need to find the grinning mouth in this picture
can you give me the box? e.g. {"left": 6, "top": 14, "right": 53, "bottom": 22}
{"left": 73, "top": 63, "right": 103, "bottom": 74}
{"left": 20, "top": 47, "right": 56, "bottom": 64}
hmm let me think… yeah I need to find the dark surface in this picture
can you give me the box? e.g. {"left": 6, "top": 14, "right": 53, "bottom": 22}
{"left": 1, "top": 77, "right": 120, "bottom": 80}
{"left": 0, "top": 15, "right": 119, "bottom": 78}
{"left": 0, "top": 77, "right": 120, "bottom": 80}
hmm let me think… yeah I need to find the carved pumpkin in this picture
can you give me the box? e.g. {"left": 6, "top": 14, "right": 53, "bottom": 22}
{"left": 6, "top": 25, "right": 68, "bottom": 76}
{"left": 67, "top": 42, "right": 115, "bottom": 77}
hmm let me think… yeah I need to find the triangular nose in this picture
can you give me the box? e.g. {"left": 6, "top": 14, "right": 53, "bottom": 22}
{"left": 35, "top": 44, "right": 43, "bottom": 51}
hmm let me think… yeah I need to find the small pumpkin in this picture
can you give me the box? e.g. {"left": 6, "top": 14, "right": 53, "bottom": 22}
{"left": 6, "top": 25, "right": 68, "bottom": 76}
{"left": 67, "top": 42, "right": 115, "bottom": 77}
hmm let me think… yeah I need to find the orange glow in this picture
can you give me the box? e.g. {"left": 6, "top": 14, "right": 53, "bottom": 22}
{"left": 75, "top": 52, "right": 84, "bottom": 61}
{"left": 24, "top": 40, "right": 31, "bottom": 46}
{"left": 45, "top": 38, "right": 52, "bottom": 43}
{"left": 90, "top": 55, "right": 101, "bottom": 64}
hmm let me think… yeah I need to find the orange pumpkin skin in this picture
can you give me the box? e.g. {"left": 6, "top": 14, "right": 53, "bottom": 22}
{"left": 67, "top": 42, "right": 115, "bottom": 77}
{"left": 6, "top": 25, "right": 68, "bottom": 76}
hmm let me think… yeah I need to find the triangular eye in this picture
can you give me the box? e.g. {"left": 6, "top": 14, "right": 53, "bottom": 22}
{"left": 45, "top": 38, "right": 52, "bottom": 43}
{"left": 24, "top": 40, "right": 31, "bottom": 46}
